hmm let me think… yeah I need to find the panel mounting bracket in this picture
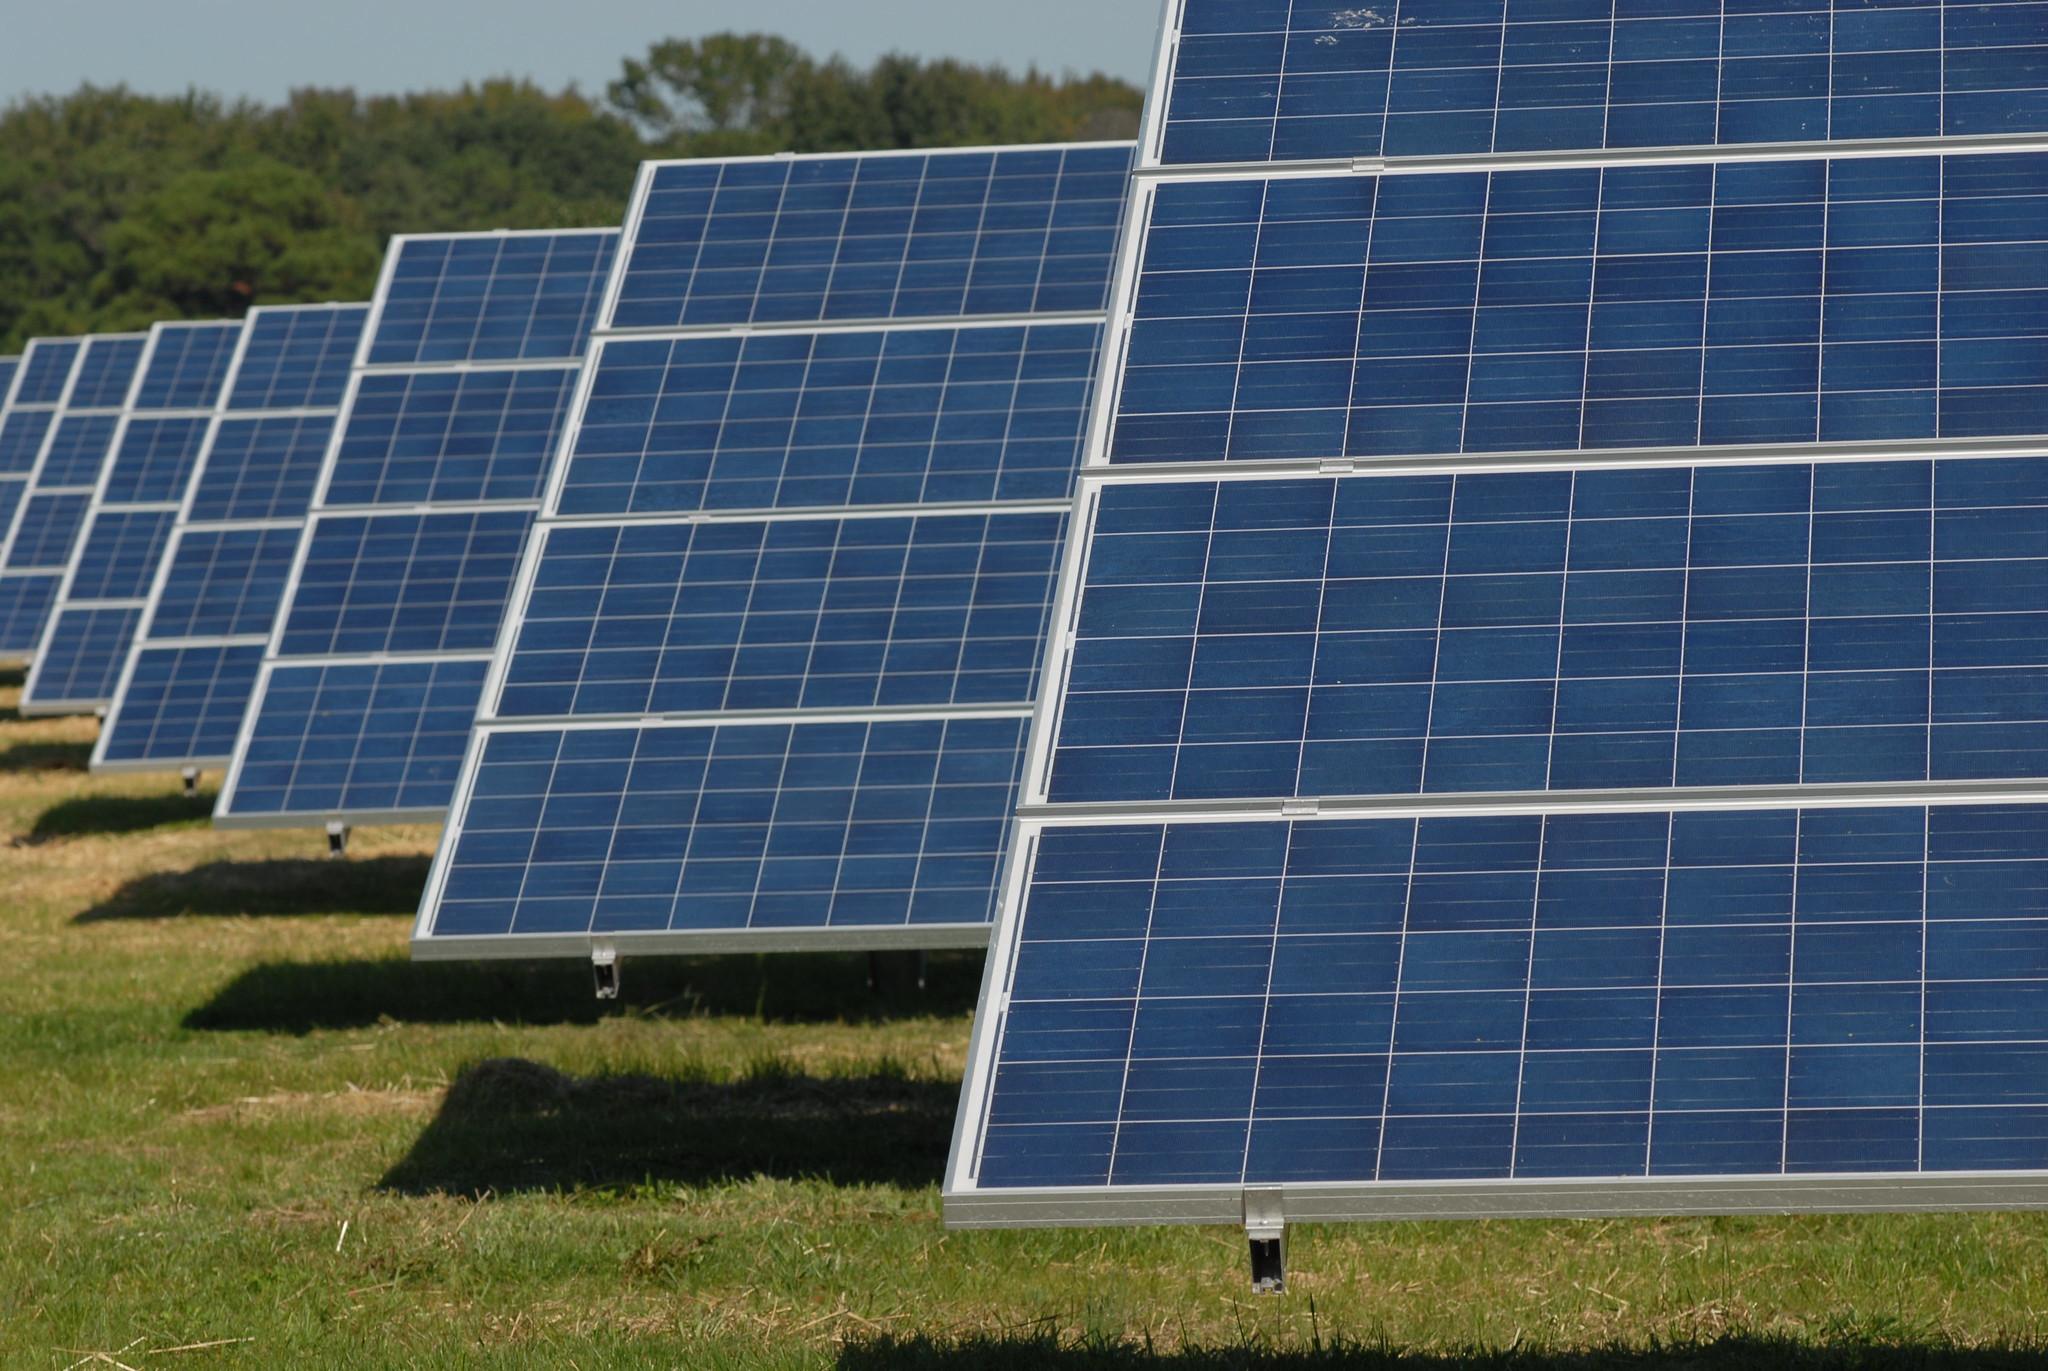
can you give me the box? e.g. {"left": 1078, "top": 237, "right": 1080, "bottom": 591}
{"left": 180, "top": 766, "right": 201, "bottom": 799}
{"left": 1280, "top": 798, "right": 1320, "bottom": 817}
{"left": 1244, "top": 1187, "right": 1287, "bottom": 1294}
{"left": 1318, "top": 458, "right": 1355, "bottom": 475}
{"left": 325, "top": 821, "right": 349, "bottom": 859}
{"left": 591, "top": 943, "right": 620, "bottom": 1000}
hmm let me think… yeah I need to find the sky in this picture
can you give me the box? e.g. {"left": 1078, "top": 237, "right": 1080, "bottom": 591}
{"left": 0, "top": 0, "right": 1161, "bottom": 107}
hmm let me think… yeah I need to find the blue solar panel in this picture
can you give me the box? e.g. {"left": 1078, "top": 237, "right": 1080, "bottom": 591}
{"left": 432, "top": 715, "right": 1030, "bottom": 939}
{"left": 37, "top": 416, "right": 120, "bottom": 488}
{"left": 14, "top": 340, "right": 81, "bottom": 406}
{"left": 224, "top": 658, "right": 489, "bottom": 818}
{"left": 28, "top": 605, "right": 144, "bottom": 704}
{"left": 6, "top": 493, "right": 89, "bottom": 569}
{"left": 98, "top": 643, "right": 265, "bottom": 764}
{"left": 1051, "top": 458, "right": 2048, "bottom": 804}
{"left": 228, "top": 305, "right": 370, "bottom": 411}
{"left": 367, "top": 232, "right": 617, "bottom": 366}
{"left": 327, "top": 367, "right": 579, "bottom": 506}
{"left": 0, "top": 410, "right": 54, "bottom": 475}
{"left": 147, "top": 526, "right": 301, "bottom": 639}
{"left": 1159, "top": 0, "right": 2048, "bottom": 167}
{"left": 188, "top": 415, "right": 334, "bottom": 522}
{"left": 559, "top": 324, "right": 1102, "bottom": 516}
{"left": 134, "top": 323, "right": 242, "bottom": 410}
{"left": 0, "top": 574, "right": 60, "bottom": 654}
{"left": 977, "top": 803, "right": 2048, "bottom": 1189}
{"left": 67, "top": 337, "right": 147, "bottom": 409}
{"left": 498, "top": 511, "right": 1067, "bottom": 719}
{"left": 101, "top": 417, "right": 211, "bottom": 503}
{"left": 613, "top": 146, "right": 1132, "bottom": 330}
{"left": 63, "top": 509, "right": 176, "bottom": 603}
{"left": 277, "top": 509, "right": 532, "bottom": 656}
{"left": 1114, "top": 152, "right": 2048, "bottom": 463}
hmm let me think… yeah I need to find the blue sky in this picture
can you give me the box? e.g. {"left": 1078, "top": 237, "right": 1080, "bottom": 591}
{"left": 0, "top": 0, "right": 1160, "bottom": 106}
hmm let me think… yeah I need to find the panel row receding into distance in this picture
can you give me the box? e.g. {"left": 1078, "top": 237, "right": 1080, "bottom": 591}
{"left": 95, "top": 303, "right": 370, "bottom": 773}
{"left": 0, "top": 335, "right": 144, "bottom": 662}
{"left": 946, "top": 3, "right": 2048, "bottom": 1233}
{"left": 23, "top": 320, "right": 247, "bottom": 715}
{"left": 411, "top": 142, "right": 1136, "bottom": 957}
{"left": 214, "top": 231, "right": 617, "bottom": 829}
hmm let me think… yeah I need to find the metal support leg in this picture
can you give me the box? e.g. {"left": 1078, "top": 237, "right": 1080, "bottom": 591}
{"left": 1245, "top": 1187, "right": 1286, "bottom": 1294}
{"left": 591, "top": 944, "right": 619, "bottom": 1000}
{"left": 325, "top": 821, "right": 349, "bottom": 859}
{"left": 180, "top": 766, "right": 201, "bottom": 799}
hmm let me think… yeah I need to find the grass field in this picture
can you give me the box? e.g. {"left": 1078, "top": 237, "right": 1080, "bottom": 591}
{"left": 6, "top": 673, "right": 2048, "bottom": 1369}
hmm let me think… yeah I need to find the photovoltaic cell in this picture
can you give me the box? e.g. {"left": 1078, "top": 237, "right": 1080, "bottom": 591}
{"left": 132, "top": 323, "right": 243, "bottom": 410}
{"left": 558, "top": 324, "right": 1103, "bottom": 516}
{"left": 7, "top": 494, "right": 89, "bottom": 569}
{"left": 0, "top": 575, "right": 61, "bottom": 654}
{"left": 230, "top": 658, "right": 491, "bottom": 818}
{"left": 611, "top": 146, "right": 1133, "bottom": 330}
{"left": 66, "top": 337, "right": 146, "bottom": 409}
{"left": 188, "top": 415, "right": 335, "bottom": 522}
{"left": 1112, "top": 153, "right": 2048, "bottom": 465}
{"left": 14, "top": 340, "right": 81, "bottom": 406}
{"left": 278, "top": 509, "right": 533, "bottom": 656}
{"left": 498, "top": 511, "right": 1067, "bottom": 719}
{"left": 228, "top": 305, "right": 372, "bottom": 411}
{"left": 367, "top": 232, "right": 617, "bottom": 366}
{"left": 433, "top": 716, "right": 1030, "bottom": 940}
{"left": 29, "top": 606, "right": 143, "bottom": 705}
{"left": 0, "top": 358, "right": 17, "bottom": 402}
{"left": 1158, "top": 0, "right": 2048, "bottom": 166}
{"left": 326, "top": 367, "right": 580, "bottom": 506}
{"left": 97, "top": 643, "right": 265, "bottom": 764}
{"left": 146, "top": 526, "right": 301, "bottom": 639}
{"left": 100, "top": 416, "right": 211, "bottom": 503}
{"left": 36, "top": 416, "right": 122, "bottom": 488}
{"left": 0, "top": 411, "right": 55, "bottom": 475}
{"left": 62, "top": 509, "right": 175, "bottom": 603}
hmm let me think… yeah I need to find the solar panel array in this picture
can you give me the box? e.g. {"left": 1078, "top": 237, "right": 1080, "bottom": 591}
{"left": 94, "top": 304, "right": 370, "bottom": 773}
{"left": 945, "top": 5, "right": 2048, "bottom": 1233}
{"left": 23, "top": 321, "right": 246, "bottom": 715}
{"left": 0, "top": 335, "right": 143, "bottom": 660}
{"left": 214, "top": 232, "right": 616, "bottom": 829}
{"left": 409, "top": 143, "right": 1136, "bottom": 958}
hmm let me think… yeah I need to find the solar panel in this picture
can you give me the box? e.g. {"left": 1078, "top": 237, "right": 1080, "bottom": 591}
{"left": 411, "top": 142, "right": 1135, "bottom": 957}
{"left": 24, "top": 320, "right": 244, "bottom": 715}
{"left": 214, "top": 236, "right": 615, "bottom": 827}
{"left": 0, "top": 334, "right": 142, "bottom": 661}
{"left": 1155, "top": 0, "right": 2048, "bottom": 166}
{"left": 0, "top": 358, "right": 18, "bottom": 404}
{"left": 944, "top": 2, "right": 2048, "bottom": 1267}
{"left": 97, "top": 304, "right": 370, "bottom": 775}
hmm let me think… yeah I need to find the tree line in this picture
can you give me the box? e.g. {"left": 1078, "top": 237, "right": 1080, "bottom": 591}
{"left": 0, "top": 34, "right": 1142, "bottom": 351}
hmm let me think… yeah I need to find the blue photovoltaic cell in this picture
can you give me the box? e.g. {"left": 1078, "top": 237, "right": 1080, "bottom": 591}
{"left": 327, "top": 367, "right": 580, "bottom": 506}
{"left": 980, "top": 805, "right": 2048, "bottom": 1188}
{"left": 613, "top": 146, "right": 1132, "bottom": 330}
{"left": 7, "top": 493, "right": 90, "bottom": 569}
{"left": 1052, "top": 459, "right": 2048, "bottom": 804}
{"left": 228, "top": 305, "right": 370, "bottom": 411}
{"left": 224, "top": 658, "right": 489, "bottom": 816}
{"left": 67, "top": 337, "right": 146, "bottom": 409}
{"left": 149, "top": 526, "right": 302, "bottom": 639}
{"left": 0, "top": 574, "right": 61, "bottom": 653}
{"left": 37, "top": 416, "right": 121, "bottom": 488}
{"left": 101, "top": 417, "right": 211, "bottom": 503}
{"left": 0, "top": 481, "right": 23, "bottom": 538}
{"left": 367, "top": 232, "right": 616, "bottom": 366}
{"left": 29, "top": 606, "right": 144, "bottom": 704}
{"left": 498, "top": 511, "right": 1067, "bottom": 719}
{"left": 1115, "top": 153, "right": 2048, "bottom": 464}
{"left": 1161, "top": 0, "right": 2048, "bottom": 167}
{"left": 65, "top": 509, "right": 176, "bottom": 602}
{"left": 0, "top": 410, "right": 54, "bottom": 475}
{"left": 559, "top": 324, "right": 1103, "bottom": 516}
{"left": 15, "top": 341, "right": 81, "bottom": 406}
{"left": 188, "top": 415, "right": 335, "bottom": 522}
{"left": 98, "top": 643, "right": 265, "bottom": 764}
{"left": 277, "top": 509, "right": 533, "bottom": 656}
{"left": 134, "top": 324, "right": 242, "bottom": 410}
{"left": 433, "top": 715, "right": 1031, "bottom": 937}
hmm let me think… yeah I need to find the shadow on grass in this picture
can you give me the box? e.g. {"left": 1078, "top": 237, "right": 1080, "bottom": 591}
{"left": 76, "top": 855, "right": 431, "bottom": 920}
{"left": 0, "top": 739, "right": 92, "bottom": 772}
{"left": 380, "top": 1056, "right": 955, "bottom": 1194}
{"left": 838, "top": 1336, "right": 2048, "bottom": 1369}
{"left": 26, "top": 790, "right": 217, "bottom": 843}
{"left": 185, "top": 950, "right": 982, "bottom": 1034}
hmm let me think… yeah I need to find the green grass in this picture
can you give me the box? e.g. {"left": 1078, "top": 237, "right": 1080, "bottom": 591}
{"left": 4, "top": 674, "right": 2048, "bottom": 1368}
